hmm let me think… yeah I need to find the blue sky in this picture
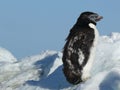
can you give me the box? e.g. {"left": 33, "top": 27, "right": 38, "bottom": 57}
{"left": 0, "top": 0, "right": 120, "bottom": 59}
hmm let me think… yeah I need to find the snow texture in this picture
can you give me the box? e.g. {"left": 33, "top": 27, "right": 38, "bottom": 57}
{"left": 0, "top": 32, "right": 120, "bottom": 90}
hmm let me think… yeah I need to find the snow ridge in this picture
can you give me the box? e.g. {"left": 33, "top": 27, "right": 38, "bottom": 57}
{"left": 0, "top": 32, "right": 120, "bottom": 90}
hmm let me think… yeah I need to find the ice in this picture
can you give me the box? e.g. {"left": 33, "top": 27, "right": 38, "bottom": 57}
{"left": 0, "top": 32, "right": 120, "bottom": 90}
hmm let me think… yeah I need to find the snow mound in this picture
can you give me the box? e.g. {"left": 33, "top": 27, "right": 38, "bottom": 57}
{"left": 0, "top": 47, "right": 17, "bottom": 63}
{"left": 0, "top": 32, "right": 120, "bottom": 90}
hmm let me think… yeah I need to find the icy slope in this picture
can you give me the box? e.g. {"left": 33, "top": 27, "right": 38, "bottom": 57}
{"left": 0, "top": 32, "right": 120, "bottom": 90}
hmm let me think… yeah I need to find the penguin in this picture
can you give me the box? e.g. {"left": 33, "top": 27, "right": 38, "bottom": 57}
{"left": 62, "top": 11, "right": 103, "bottom": 85}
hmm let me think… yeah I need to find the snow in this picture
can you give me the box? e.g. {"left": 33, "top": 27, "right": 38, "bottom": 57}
{"left": 0, "top": 32, "right": 120, "bottom": 90}
{"left": 0, "top": 47, "right": 17, "bottom": 63}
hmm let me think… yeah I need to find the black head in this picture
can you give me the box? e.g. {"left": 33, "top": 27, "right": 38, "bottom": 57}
{"left": 76, "top": 11, "right": 103, "bottom": 26}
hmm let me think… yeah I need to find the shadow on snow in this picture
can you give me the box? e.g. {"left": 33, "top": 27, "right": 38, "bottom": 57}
{"left": 26, "top": 53, "right": 71, "bottom": 89}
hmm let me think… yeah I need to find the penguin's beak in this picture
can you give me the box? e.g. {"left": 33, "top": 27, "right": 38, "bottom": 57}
{"left": 96, "top": 16, "right": 103, "bottom": 22}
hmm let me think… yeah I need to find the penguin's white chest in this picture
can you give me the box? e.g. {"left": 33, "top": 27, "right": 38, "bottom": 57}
{"left": 89, "top": 23, "right": 99, "bottom": 46}
{"left": 81, "top": 23, "right": 99, "bottom": 81}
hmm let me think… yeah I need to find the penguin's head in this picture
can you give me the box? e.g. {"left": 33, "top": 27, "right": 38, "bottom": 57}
{"left": 76, "top": 11, "right": 103, "bottom": 26}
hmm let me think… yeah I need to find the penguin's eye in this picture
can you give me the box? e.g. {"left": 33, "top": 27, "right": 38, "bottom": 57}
{"left": 89, "top": 15, "right": 98, "bottom": 19}
{"left": 88, "top": 14, "right": 99, "bottom": 22}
